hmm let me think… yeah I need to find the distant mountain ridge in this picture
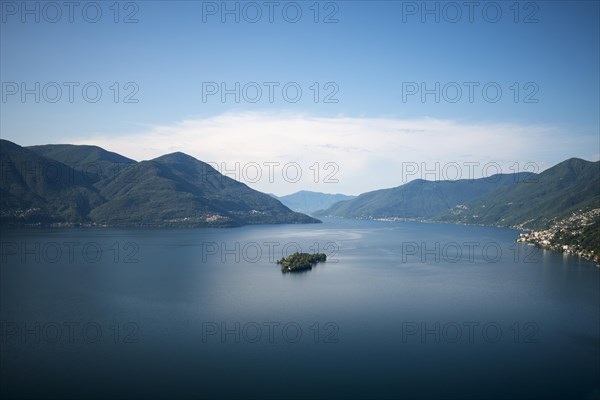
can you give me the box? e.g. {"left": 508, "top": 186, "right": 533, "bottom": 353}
{"left": 4, "top": 139, "right": 597, "bottom": 231}
{"left": 317, "top": 157, "right": 599, "bottom": 229}
{"left": 1, "top": 140, "right": 320, "bottom": 227}
{"left": 273, "top": 190, "right": 356, "bottom": 215}
{"left": 315, "top": 172, "right": 535, "bottom": 220}
{"left": 435, "top": 158, "right": 600, "bottom": 228}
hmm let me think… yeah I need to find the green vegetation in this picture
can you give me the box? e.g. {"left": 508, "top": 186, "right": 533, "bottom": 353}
{"left": 277, "top": 252, "right": 327, "bottom": 272}
{"left": 315, "top": 173, "right": 534, "bottom": 220}
{"left": 314, "top": 158, "right": 599, "bottom": 258}
{"left": 553, "top": 213, "right": 600, "bottom": 260}
{"left": 570, "top": 218, "right": 600, "bottom": 256}
{"left": 315, "top": 158, "right": 599, "bottom": 232}
{"left": 517, "top": 209, "right": 600, "bottom": 263}
{"left": 4, "top": 137, "right": 598, "bottom": 251}
{"left": 1, "top": 140, "right": 321, "bottom": 227}
{"left": 435, "top": 158, "right": 600, "bottom": 229}
{"left": 0, "top": 140, "right": 105, "bottom": 224}
{"left": 27, "top": 143, "right": 136, "bottom": 183}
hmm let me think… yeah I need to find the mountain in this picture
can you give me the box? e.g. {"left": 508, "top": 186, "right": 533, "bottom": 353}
{"left": 273, "top": 191, "right": 356, "bottom": 215}
{"left": 315, "top": 173, "right": 534, "bottom": 220}
{"left": 0, "top": 140, "right": 319, "bottom": 227}
{"left": 0, "top": 140, "right": 104, "bottom": 223}
{"left": 89, "top": 152, "right": 319, "bottom": 226}
{"left": 435, "top": 158, "right": 600, "bottom": 229}
{"left": 27, "top": 143, "right": 136, "bottom": 183}
{"left": 5, "top": 140, "right": 596, "bottom": 230}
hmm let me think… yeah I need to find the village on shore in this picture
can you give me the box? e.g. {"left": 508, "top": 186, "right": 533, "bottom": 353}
{"left": 517, "top": 208, "right": 600, "bottom": 265}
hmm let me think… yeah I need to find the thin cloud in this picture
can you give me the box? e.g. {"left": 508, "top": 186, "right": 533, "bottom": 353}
{"left": 68, "top": 112, "right": 591, "bottom": 196}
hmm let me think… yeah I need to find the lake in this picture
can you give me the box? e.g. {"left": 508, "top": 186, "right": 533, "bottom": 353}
{"left": 1, "top": 219, "right": 598, "bottom": 399}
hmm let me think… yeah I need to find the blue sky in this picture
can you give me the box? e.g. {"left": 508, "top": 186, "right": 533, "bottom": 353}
{"left": 1, "top": 1, "right": 599, "bottom": 195}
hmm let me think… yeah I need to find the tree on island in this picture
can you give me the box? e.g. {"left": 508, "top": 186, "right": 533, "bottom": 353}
{"left": 276, "top": 252, "right": 327, "bottom": 272}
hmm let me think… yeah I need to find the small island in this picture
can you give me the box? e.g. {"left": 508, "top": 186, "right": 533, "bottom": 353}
{"left": 277, "top": 252, "right": 327, "bottom": 273}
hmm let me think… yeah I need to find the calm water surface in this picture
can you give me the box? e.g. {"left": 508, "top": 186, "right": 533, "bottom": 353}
{"left": 1, "top": 219, "right": 598, "bottom": 399}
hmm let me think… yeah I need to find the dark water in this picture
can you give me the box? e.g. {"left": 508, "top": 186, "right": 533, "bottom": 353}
{"left": 1, "top": 219, "right": 599, "bottom": 399}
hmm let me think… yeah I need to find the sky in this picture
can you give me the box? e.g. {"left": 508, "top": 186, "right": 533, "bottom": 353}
{"left": 1, "top": 0, "right": 599, "bottom": 195}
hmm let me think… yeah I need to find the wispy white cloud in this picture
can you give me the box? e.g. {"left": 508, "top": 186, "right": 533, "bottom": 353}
{"left": 68, "top": 112, "right": 593, "bottom": 195}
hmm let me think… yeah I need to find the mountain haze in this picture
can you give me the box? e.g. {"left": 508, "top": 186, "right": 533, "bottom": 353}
{"left": 274, "top": 191, "right": 356, "bottom": 215}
